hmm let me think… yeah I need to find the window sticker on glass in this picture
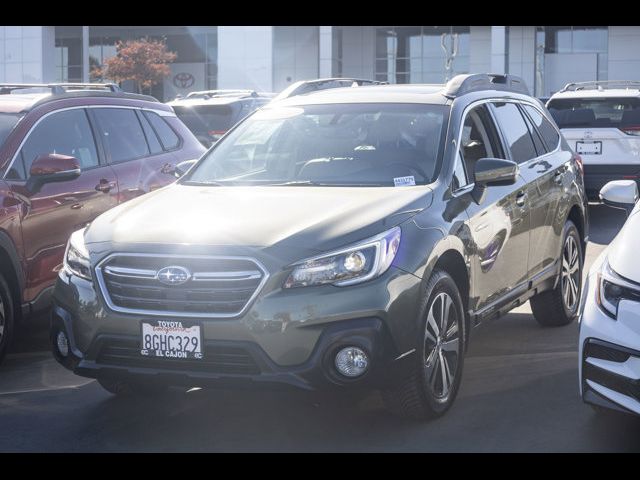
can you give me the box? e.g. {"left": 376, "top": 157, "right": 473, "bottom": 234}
{"left": 394, "top": 176, "right": 416, "bottom": 187}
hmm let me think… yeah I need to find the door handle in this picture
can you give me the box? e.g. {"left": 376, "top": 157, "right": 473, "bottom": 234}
{"left": 95, "top": 179, "right": 116, "bottom": 193}
{"left": 160, "top": 163, "right": 175, "bottom": 174}
{"left": 554, "top": 170, "right": 564, "bottom": 184}
{"left": 515, "top": 191, "right": 527, "bottom": 207}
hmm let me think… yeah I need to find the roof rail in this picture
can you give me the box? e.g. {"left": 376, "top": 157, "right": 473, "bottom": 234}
{"left": 444, "top": 74, "right": 530, "bottom": 97}
{"left": 273, "top": 77, "right": 387, "bottom": 101}
{"left": 0, "top": 83, "right": 122, "bottom": 95}
{"left": 560, "top": 80, "right": 640, "bottom": 92}
{"left": 185, "top": 89, "right": 256, "bottom": 99}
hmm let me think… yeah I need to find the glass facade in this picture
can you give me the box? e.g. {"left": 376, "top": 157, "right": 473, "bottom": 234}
{"left": 54, "top": 26, "right": 218, "bottom": 101}
{"left": 535, "top": 26, "right": 608, "bottom": 95}
{"left": 375, "top": 26, "right": 470, "bottom": 84}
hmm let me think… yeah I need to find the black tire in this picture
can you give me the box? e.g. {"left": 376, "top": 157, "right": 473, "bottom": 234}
{"left": 97, "top": 377, "right": 169, "bottom": 396}
{"left": 0, "top": 272, "right": 15, "bottom": 366}
{"left": 382, "top": 270, "right": 465, "bottom": 420}
{"left": 530, "top": 220, "right": 583, "bottom": 327}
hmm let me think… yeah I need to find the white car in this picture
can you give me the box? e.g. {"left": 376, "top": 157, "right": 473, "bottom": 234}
{"left": 547, "top": 81, "right": 640, "bottom": 201}
{"left": 579, "top": 180, "right": 640, "bottom": 415}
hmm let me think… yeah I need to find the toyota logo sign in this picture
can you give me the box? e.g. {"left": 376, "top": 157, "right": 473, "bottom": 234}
{"left": 173, "top": 72, "right": 195, "bottom": 89}
{"left": 157, "top": 266, "right": 191, "bottom": 286}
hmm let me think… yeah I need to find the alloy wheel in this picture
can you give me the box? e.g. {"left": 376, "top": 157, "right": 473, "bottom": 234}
{"left": 424, "top": 292, "right": 460, "bottom": 400}
{"left": 561, "top": 235, "right": 580, "bottom": 311}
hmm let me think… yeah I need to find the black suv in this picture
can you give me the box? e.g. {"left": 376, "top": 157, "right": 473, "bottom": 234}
{"left": 52, "top": 74, "right": 588, "bottom": 420}
{"left": 167, "top": 90, "right": 274, "bottom": 147}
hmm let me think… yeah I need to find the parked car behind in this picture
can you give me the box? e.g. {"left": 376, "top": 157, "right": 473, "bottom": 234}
{"left": 547, "top": 81, "right": 640, "bottom": 201}
{"left": 0, "top": 83, "right": 206, "bottom": 363}
{"left": 167, "top": 90, "right": 275, "bottom": 148}
{"left": 52, "top": 74, "right": 588, "bottom": 420}
{"left": 579, "top": 179, "right": 640, "bottom": 416}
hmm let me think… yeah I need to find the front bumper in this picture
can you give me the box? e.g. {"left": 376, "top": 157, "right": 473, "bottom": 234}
{"left": 583, "top": 164, "right": 640, "bottom": 201}
{"left": 51, "top": 264, "right": 422, "bottom": 391}
{"left": 579, "top": 274, "right": 640, "bottom": 416}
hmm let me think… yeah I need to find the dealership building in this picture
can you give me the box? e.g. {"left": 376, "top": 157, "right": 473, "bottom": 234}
{"left": 0, "top": 26, "right": 638, "bottom": 101}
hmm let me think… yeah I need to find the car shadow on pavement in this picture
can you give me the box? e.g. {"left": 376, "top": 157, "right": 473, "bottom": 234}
{"left": 71, "top": 361, "right": 640, "bottom": 452}
{"left": 588, "top": 203, "right": 628, "bottom": 245}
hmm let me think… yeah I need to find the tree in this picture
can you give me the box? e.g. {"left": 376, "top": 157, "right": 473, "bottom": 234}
{"left": 93, "top": 38, "right": 177, "bottom": 94}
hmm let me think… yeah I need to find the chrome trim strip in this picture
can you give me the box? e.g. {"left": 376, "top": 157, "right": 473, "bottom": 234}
{"left": 191, "top": 270, "right": 262, "bottom": 281}
{"left": 103, "top": 266, "right": 157, "bottom": 279}
{"left": 95, "top": 253, "right": 269, "bottom": 319}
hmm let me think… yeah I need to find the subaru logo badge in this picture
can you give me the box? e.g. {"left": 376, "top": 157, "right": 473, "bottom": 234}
{"left": 157, "top": 266, "right": 191, "bottom": 286}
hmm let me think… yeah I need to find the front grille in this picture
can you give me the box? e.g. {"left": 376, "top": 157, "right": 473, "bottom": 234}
{"left": 97, "top": 339, "right": 261, "bottom": 375}
{"left": 96, "top": 254, "right": 267, "bottom": 317}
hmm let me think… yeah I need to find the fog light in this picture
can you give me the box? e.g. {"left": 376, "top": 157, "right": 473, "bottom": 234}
{"left": 56, "top": 331, "right": 69, "bottom": 358}
{"left": 334, "top": 346, "right": 369, "bottom": 378}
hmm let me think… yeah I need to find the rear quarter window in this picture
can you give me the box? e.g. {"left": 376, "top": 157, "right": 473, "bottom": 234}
{"left": 523, "top": 105, "right": 560, "bottom": 151}
{"left": 144, "top": 111, "right": 180, "bottom": 150}
{"left": 547, "top": 97, "right": 640, "bottom": 129}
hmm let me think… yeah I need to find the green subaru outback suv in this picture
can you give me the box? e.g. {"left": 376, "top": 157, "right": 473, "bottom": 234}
{"left": 51, "top": 74, "right": 588, "bottom": 420}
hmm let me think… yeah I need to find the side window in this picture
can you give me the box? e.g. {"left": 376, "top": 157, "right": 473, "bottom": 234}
{"left": 523, "top": 104, "right": 560, "bottom": 151}
{"left": 452, "top": 150, "right": 468, "bottom": 190}
{"left": 18, "top": 109, "right": 99, "bottom": 179}
{"left": 93, "top": 108, "right": 149, "bottom": 163}
{"left": 136, "top": 111, "right": 163, "bottom": 155}
{"left": 490, "top": 102, "right": 538, "bottom": 164}
{"left": 519, "top": 105, "right": 547, "bottom": 156}
{"left": 458, "top": 104, "right": 504, "bottom": 179}
{"left": 143, "top": 111, "right": 180, "bottom": 150}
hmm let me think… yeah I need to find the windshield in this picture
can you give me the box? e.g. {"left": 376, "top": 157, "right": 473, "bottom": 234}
{"left": 547, "top": 97, "right": 640, "bottom": 129}
{"left": 0, "top": 113, "right": 23, "bottom": 149}
{"left": 183, "top": 103, "right": 447, "bottom": 187}
{"left": 173, "top": 104, "right": 241, "bottom": 136}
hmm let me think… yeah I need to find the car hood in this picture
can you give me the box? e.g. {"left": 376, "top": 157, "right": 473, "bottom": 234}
{"left": 85, "top": 184, "right": 433, "bottom": 262}
{"left": 608, "top": 207, "right": 640, "bottom": 282}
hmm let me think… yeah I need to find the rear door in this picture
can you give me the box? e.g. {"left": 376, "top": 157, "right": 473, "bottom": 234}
{"left": 90, "top": 107, "right": 177, "bottom": 204}
{"left": 518, "top": 103, "right": 570, "bottom": 278}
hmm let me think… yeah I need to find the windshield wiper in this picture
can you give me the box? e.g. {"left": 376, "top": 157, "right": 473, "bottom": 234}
{"left": 181, "top": 180, "right": 226, "bottom": 186}
{"left": 270, "top": 180, "right": 324, "bottom": 186}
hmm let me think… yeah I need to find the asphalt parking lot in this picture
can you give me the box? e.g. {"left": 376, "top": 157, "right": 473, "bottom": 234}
{"left": 1, "top": 204, "right": 639, "bottom": 452}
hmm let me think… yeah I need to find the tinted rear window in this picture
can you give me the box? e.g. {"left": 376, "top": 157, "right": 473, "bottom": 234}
{"left": 0, "top": 113, "right": 23, "bottom": 149}
{"left": 547, "top": 97, "right": 640, "bottom": 129}
{"left": 173, "top": 104, "right": 240, "bottom": 135}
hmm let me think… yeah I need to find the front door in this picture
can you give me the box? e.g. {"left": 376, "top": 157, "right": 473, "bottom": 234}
{"left": 7, "top": 108, "right": 118, "bottom": 302}
{"left": 458, "top": 103, "right": 531, "bottom": 313}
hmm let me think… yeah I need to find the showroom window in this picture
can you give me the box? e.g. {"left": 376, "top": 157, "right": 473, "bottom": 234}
{"left": 375, "top": 26, "right": 470, "bottom": 84}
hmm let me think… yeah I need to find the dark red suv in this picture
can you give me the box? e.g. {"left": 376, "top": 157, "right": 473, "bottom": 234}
{"left": 0, "top": 83, "right": 206, "bottom": 362}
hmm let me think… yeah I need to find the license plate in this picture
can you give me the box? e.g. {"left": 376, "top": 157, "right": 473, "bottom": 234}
{"left": 140, "top": 320, "right": 203, "bottom": 360}
{"left": 576, "top": 141, "right": 602, "bottom": 155}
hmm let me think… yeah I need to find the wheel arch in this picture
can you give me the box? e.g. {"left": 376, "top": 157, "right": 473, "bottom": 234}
{"left": 424, "top": 238, "right": 471, "bottom": 350}
{"left": 567, "top": 203, "right": 586, "bottom": 256}
{"left": 0, "top": 230, "right": 24, "bottom": 320}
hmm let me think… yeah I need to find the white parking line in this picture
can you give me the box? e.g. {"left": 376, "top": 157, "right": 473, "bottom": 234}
{"left": 0, "top": 382, "right": 94, "bottom": 396}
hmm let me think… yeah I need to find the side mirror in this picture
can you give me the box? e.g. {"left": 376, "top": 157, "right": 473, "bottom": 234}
{"left": 600, "top": 180, "right": 638, "bottom": 215}
{"left": 471, "top": 158, "right": 519, "bottom": 204}
{"left": 26, "top": 154, "right": 81, "bottom": 192}
{"left": 174, "top": 159, "right": 197, "bottom": 178}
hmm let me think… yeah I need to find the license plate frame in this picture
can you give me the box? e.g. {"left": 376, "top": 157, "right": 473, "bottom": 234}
{"left": 140, "top": 320, "right": 203, "bottom": 360}
{"left": 576, "top": 141, "right": 602, "bottom": 155}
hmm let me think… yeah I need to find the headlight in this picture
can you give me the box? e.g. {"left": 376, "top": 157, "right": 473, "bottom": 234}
{"left": 283, "top": 226, "right": 401, "bottom": 288}
{"left": 63, "top": 228, "right": 91, "bottom": 280}
{"left": 596, "top": 258, "right": 640, "bottom": 318}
